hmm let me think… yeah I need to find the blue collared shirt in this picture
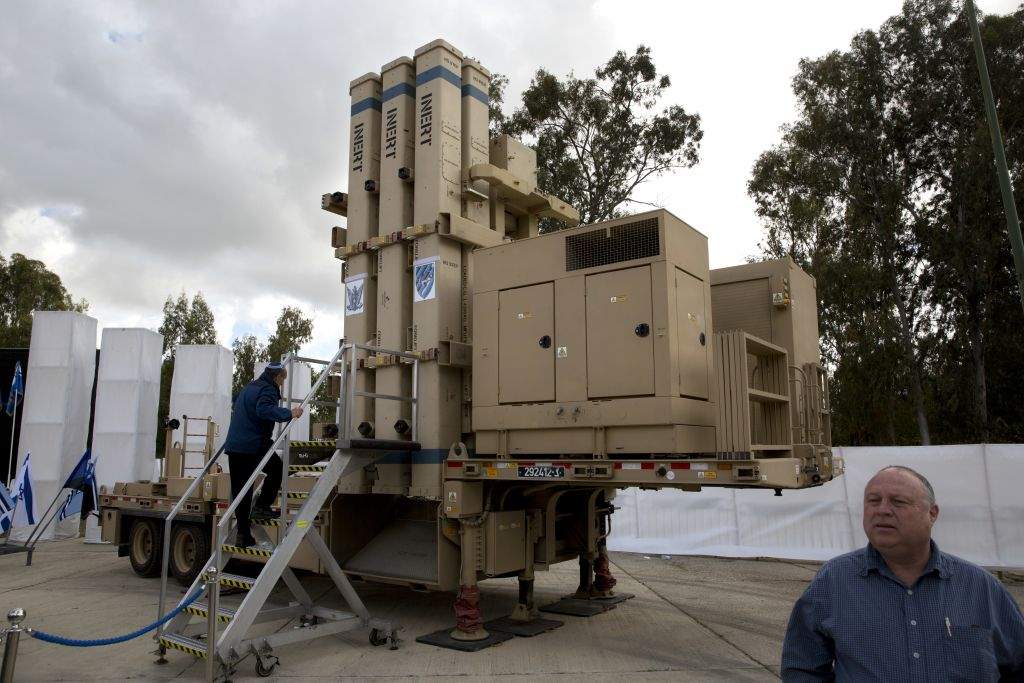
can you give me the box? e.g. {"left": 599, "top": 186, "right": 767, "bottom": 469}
{"left": 782, "top": 542, "right": 1024, "bottom": 682}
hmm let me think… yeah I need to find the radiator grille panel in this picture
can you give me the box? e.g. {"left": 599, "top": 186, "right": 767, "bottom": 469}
{"left": 565, "top": 218, "right": 660, "bottom": 271}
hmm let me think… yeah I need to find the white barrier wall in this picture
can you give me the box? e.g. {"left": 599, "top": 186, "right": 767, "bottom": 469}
{"left": 12, "top": 311, "right": 97, "bottom": 540}
{"left": 92, "top": 328, "right": 163, "bottom": 486}
{"left": 608, "top": 445, "right": 1024, "bottom": 569}
{"left": 168, "top": 344, "right": 232, "bottom": 474}
{"left": 254, "top": 361, "right": 311, "bottom": 442}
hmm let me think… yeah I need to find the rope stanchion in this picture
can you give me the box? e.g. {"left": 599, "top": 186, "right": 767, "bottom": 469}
{"left": 28, "top": 589, "right": 204, "bottom": 648}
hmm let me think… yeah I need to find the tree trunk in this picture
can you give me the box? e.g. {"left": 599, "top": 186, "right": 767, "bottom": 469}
{"left": 970, "top": 319, "right": 989, "bottom": 442}
{"left": 893, "top": 290, "right": 930, "bottom": 445}
{"left": 886, "top": 389, "right": 898, "bottom": 445}
{"left": 958, "top": 203, "right": 989, "bottom": 443}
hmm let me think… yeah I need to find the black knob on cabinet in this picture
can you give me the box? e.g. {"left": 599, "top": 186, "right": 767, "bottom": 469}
{"left": 539, "top": 335, "right": 552, "bottom": 349}
{"left": 394, "top": 419, "right": 410, "bottom": 435}
{"left": 699, "top": 332, "right": 706, "bottom": 346}
{"left": 634, "top": 323, "right": 650, "bottom": 338}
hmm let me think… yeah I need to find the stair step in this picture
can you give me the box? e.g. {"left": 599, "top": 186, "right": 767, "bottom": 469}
{"left": 289, "top": 463, "right": 327, "bottom": 473}
{"left": 159, "top": 633, "right": 207, "bottom": 659}
{"left": 289, "top": 440, "right": 337, "bottom": 449}
{"left": 185, "top": 602, "right": 236, "bottom": 623}
{"left": 286, "top": 491, "right": 309, "bottom": 499}
{"left": 222, "top": 543, "right": 274, "bottom": 558}
{"left": 255, "top": 517, "right": 323, "bottom": 529}
{"left": 219, "top": 572, "right": 256, "bottom": 590}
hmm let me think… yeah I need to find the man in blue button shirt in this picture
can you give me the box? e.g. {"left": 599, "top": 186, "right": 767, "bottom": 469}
{"left": 782, "top": 465, "right": 1024, "bottom": 681}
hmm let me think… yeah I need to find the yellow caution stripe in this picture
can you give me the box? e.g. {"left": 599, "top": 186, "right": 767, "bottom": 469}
{"left": 289, "top": 440, "right": 336, "bottom": 449}
{"left": 256, "top": 517, "right": 322, "bottom": 529}
{"left": 185, "top": 604, "right": 234, "bottom": 623}
{"left": 159, "top": 636, "right": 207, "bottom": 659}
{"left": 222, "top": 543, "right": 273, "bottom": 558}
{"left": 286, "top": 491, "right": 309, "bottom": 499}
{"left": 288, "top": 464, "right": 327, "bottom": 473}
{"left": 219, "top": 574, "right": 255, "bottom": 590}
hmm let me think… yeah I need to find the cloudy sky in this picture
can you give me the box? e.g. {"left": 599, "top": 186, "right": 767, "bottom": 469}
{"left": 1, "top": 0, "right": 1017, "bottom": 359}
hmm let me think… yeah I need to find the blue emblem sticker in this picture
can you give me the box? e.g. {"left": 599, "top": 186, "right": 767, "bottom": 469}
{"left": 413, "top": 256, "right": 438, "bottom": 303}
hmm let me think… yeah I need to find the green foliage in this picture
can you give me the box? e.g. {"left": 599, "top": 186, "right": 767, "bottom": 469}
{"left": 0, "top": 252, "right": 88, "bottom": 347}
{"left": 749, "top": 0, "right": 1024, "bottom": 445}
{"left": 229, "top": 305, "right": 313, "bottom": 399}
{"left": 498, "top": 46, "right": 703, "bottom": 226}
{"left": 266, "top": 306, "right": 314, "bottom": 363}
{"left": 231, "top": 334, "right": 268, "bottom": 400}
{"left": 157, "top": 291, "right": 217, "bottom": 359}
{"left": 155, "top": 291, "right": 218, "bottom": 454}
{"left": 488, "top": 72, "right": 510, "bottom": 138}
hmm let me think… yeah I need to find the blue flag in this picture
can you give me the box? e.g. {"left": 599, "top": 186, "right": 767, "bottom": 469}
{"left": 11, "top": 453, "right": 35, "bottom": 527}
{"left": 5, "top": 361, "right": 24, "bottom": 417}
{"left": 62, "top": 450, "right": 98, "bottom": 517}
{"left": 57, "top": 490, "right": 83, "bottom": 521}
{"left": 0, "top": 481, "right": 14, "bottom": 533}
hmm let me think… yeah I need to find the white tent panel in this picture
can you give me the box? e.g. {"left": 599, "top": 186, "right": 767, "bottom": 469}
{"left": 982, "top": 444, "right": 1024, "bottom": 568}
{"left": 11, "top": 312, "right": 97, "bottom": 541}
{"left": 92, "top": 328, "right": 163, "bottom": 488}
{"left": 168, "top": 344, "right": 232, "bottom": 475}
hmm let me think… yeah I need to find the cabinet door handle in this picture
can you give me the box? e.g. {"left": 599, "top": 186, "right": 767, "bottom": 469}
{"left": 634, "top": 323, "right": 650, "bottom": 338}
{"left": 539, "top": 335, "right": 552, "bottom": 348}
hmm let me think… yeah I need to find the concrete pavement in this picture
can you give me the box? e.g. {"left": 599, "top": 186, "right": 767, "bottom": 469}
{"left": 1, "top": 539, "right": 1021, "bottom": 681}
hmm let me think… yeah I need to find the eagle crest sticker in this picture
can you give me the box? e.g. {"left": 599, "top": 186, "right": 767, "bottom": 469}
{"left": 344, "top": 273, "right": 367, "bottom": 317}
{"left": 413, "top": 255, "right": 439, "bottom": 303}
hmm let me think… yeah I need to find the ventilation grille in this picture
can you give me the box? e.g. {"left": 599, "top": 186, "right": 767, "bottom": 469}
{"left": 565, "top": 218, "right": 660, "bottom": 271}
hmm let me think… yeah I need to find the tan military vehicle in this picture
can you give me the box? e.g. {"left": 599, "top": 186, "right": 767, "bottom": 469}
{"left": 100, "top": 37, "right": 838, "bottom": 679}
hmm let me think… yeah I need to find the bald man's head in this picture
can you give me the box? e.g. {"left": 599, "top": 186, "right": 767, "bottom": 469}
{"left": 863, "top": 466, "right": 939, "bottom": 557}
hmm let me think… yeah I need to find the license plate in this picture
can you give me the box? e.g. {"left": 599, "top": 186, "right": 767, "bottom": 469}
{"left": 518, "top": 466, "right": 565, "bottom": 479}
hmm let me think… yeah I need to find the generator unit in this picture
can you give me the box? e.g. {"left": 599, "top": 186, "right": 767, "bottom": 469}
{"left": 472, "top": 209, "right": 717, "bottom": 457}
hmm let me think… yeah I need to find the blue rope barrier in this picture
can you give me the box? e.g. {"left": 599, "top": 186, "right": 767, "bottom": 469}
{"left": 28, "top": 589, "right": 205, "bottom": 647}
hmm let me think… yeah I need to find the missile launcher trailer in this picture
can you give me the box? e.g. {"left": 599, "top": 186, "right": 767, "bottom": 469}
{"left": 99, "top": 36, "right": 840, "bottom": 674}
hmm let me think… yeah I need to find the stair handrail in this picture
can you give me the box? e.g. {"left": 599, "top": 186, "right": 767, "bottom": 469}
{"left": 155, "top": 341, "right": 350, "bottom": 647}
{"left": 155, "top": 442, "right": 227, "bottom": 643}
{"left": 206, "top": 341, "right": 351, "bottom": 657}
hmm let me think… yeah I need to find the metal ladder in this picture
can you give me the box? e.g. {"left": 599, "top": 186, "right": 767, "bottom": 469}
{"left": 153, "top": 341, "right": 422, "bottom": 680}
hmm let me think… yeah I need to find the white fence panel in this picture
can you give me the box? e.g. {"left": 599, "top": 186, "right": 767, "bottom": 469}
{"left": 608, "top": 444, "right": 1024, "bottom": 568}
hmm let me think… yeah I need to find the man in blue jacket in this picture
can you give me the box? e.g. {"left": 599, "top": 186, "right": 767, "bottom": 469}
{"left": 223, "top": 363, "right": 302, "bottom": 548}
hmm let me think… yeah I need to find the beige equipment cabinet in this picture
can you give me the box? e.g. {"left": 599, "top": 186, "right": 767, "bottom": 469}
{"left": 472, "top": 209, "right": 717, "bottom": 457}
{"left": 711, "top": 258, "right": 832, "bottom": 451}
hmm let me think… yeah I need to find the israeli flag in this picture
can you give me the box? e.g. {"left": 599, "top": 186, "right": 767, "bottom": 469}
{"left": 0, "top": 481, "right": 14, "bottom": 533}
{"left": 5, "top": 361, "right": 24, "bottom": 417}
{"left": 57, "top": 490, "right": 83, "bottom": 521}
{"left": 62, "top": 450, "right": 98, "bottom": 517}
{"left": 11, "top": 453, "right": 36, "bottom": 528}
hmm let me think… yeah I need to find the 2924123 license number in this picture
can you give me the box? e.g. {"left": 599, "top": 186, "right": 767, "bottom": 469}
{"left": 517, "top": 466, "right": 565, "bottom": 479}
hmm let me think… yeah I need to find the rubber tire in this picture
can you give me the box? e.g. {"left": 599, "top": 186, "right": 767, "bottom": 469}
{"left": 369, "top": 629, "right": 388, "bottom": 647}
{"left": 128, "top": 518, "right": 163, "bottom": 578}
{"left": 255, "top": 659, "right": 277, "bottom": 677}
{"left": 169, "top": 523, "right": 210, "bottom": 586}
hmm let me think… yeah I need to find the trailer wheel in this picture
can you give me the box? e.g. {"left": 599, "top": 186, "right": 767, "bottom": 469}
{"left": 128, "top": 518, "right": 163, "bottom": 577}
{"left": 170, "top": 523, "right": 210, "bottom": 586}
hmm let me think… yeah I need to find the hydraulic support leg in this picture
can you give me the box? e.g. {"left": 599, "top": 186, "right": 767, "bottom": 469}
{"left": 450, "top": 523, "right": 487, "bottom": 641}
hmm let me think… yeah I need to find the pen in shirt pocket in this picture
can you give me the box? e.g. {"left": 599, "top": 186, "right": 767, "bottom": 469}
{"left": 945, "top": 617, "right": 952, "bottom": 637}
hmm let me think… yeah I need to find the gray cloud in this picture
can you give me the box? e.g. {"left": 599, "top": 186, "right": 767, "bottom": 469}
{"left": 3, "top": 0, "right": 1017, "bottom": 358}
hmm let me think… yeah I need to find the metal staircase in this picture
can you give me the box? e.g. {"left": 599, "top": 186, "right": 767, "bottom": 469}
{"left": 152, "top": 342, "right": 422, "bottom": 680}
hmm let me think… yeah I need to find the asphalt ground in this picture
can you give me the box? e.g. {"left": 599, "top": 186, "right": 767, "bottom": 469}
{"left": 2, "top": 538, "right": 1022, "bottom": 681}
